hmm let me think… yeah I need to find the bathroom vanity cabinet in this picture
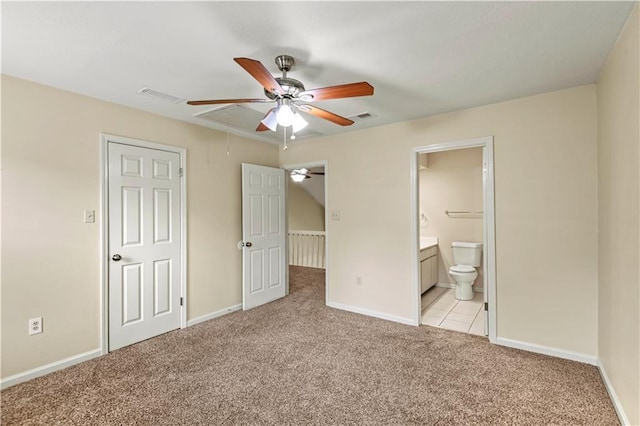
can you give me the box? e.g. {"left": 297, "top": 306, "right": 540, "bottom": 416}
{"left": 420, "top": 244, "right": 438, "bottom": 293}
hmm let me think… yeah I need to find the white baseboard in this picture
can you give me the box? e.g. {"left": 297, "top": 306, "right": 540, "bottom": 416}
{"left": 327, "top": 301, "right": 418, "bottom": 326}
{"left": 186, "top": 304, "right": 242, "bottom": 327}
{"left": 0, "top": 304, "right": 243, "bottom": 390}
{"left": 435, "top": 282, "right": 454, "bottom": 289}
{"left": 1, "top": 348, "right": 102, "bottom": 390}
{"left": 435, "top": 282, "right": 484, "bottom": 293}
{"left": 597, "top": 359, "right": 631, "bottom": 425}
{"left": 495, "top": 337, "right": 597, "bottom": 365}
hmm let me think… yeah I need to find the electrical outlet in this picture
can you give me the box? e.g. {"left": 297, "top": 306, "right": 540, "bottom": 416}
{"left": 331, "top": 210, "right": 340, "bottom": 221}
{"left": 356, "top": 276, "right": 363, "bottom": 286}
{"left": 29, "top": 317, "right": 43, "bottom": 335}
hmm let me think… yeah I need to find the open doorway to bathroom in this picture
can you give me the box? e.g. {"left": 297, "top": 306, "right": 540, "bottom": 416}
{"left": 411, "top": 137, "right": 496, "bottom": 343}
{"left": 282, "top": 161, "right": 329, "bottom": 305}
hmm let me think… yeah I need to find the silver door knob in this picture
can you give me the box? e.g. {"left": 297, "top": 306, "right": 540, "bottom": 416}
{"left": 112, "top": 254, "right": 122, "bottom": 261}
{"left": 237, "top": 241, "right": 253, "bottom": 250}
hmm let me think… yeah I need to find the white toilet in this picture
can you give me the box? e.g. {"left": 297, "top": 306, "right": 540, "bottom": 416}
{"left": 449, "top": 242, "right": 483, "bottom": 301}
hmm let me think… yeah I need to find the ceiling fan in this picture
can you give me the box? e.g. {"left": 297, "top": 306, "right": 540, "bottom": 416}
{"left": 187, "top": 55, "right": 374, "bottom": 134}
{"left": 289, "top": 168, "right": 324, "bottom": 182}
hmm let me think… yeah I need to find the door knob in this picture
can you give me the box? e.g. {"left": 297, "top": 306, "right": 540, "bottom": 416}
{"left": 112, "top": 254, "right": 122, "bottom": 261}
{"left": 237, "top": 241, "right": 253, "bottom": 250}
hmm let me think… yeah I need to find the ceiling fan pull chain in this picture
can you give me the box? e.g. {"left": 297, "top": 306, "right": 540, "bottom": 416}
{"left": 283, "top": 127, "right": 288, "bottom": 150}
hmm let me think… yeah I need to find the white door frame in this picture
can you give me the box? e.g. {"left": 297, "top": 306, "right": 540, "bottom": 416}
{"left": 410, "top": 136, "right": 497, "bottom": 343}
{"left": 281, "top": 160, "right": 329, "bottom": 305}
{"left": 100, "top": 133, "right": 187, "bottom": 355}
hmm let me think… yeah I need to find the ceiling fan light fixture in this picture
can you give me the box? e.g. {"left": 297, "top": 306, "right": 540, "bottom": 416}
{"left": 261, "top": 109, "right": 278, "bottom": 131}
{"left": 291, "top": 173, "right": 306, "bottom": 183}
{"left": 277, "top": 103, "right": 295, "bottom": 127}
{"left": 291, "top": 111, "right": 308, "bottom": 133}
{"left": 290, "top": 168, "right": 308, "bottom": 183}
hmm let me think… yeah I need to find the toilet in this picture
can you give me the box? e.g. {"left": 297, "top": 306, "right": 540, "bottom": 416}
{"left": 449, "top": 242, "right": 483, "bottom": 301}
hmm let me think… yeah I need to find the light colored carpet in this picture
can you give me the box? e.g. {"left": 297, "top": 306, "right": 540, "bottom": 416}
{"left": 1, "top": 266, "right": 618, "bottom": 425}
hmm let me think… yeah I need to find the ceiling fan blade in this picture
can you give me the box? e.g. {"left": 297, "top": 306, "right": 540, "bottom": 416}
{"left": 299, "top": 105, "right": 354, "bottom": 126}
{"left": 299, "top": 82, "right": 373, "bottom": 101}
{"left": 309, "top": 172, "right": 325, "bottom": 175}
{"left": 256, "top": 122, "right": 269, "bottom": 132}
{"left": 187, "top": 98, "right": 268, "bottom": 106}
{"left": 234, "top": 57, "right": 285, "bottom": 96}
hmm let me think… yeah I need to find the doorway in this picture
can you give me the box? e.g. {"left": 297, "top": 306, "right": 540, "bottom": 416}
{"left": 281, "top": 160, "right": 329, "bottom": 304}
{"left": 100, "top": 134, "right": 187, "bottom": 353}
{"left": 411, "top": 137, "right": 496, "bottom": 343}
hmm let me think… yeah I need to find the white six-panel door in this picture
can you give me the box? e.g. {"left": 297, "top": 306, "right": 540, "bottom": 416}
{"left": 241, "top": 164, "right": 286, "bottom": 310}
{"left": 108, "top": 142, "right": 182, "bottom": 351}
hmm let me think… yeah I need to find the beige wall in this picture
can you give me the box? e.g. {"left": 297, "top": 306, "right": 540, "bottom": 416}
{"left": 1, "top": 75, "right": 279, "bottom": 378}
{"left": 419, "top": 149, "right": 484, "bottom": 290}
{"left": 281, "top": 84, "right": 598, "bottom": 357}
{"left": 597, "top": 4, "right": 640, "bottom": 424}
{"left": 288, "top": 182, "right": 325, "bottom": 231}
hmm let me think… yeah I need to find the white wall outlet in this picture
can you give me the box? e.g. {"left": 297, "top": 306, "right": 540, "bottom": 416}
{"left": 356, "top": 276, "right": 363, "bottom": 286}
{"left": 29, "top": 317, "right": 43, "bottom": 335}
{"left": 84, "top": 209, "right": 95, "bottom": 223}
{"left": 331, "top": 210, "right": 340, "bottom": 221}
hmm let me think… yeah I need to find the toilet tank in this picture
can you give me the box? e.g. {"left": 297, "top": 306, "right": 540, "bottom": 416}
{"left": 451, "top": 242, "right": 483, "bottom": 267}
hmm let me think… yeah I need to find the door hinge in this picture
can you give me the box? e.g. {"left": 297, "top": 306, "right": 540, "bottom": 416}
{"left": 484, "top": 302, "right": 488, "bottom": 311}
{"left": 179, "top": 167, "right": 184, "bottom": 177}
{"left": 180, "top": 297, "right": 184, "bottom": 306}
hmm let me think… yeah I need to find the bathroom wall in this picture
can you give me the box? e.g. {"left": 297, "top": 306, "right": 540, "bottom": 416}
{"left": 288, "top": 182, "right": 325, "bottom": 231}
{"left": 419, "top": 148, "right": 484, "bottom": 291}
{"left": 596, "top": 4, "right": 639, "bottom": 424}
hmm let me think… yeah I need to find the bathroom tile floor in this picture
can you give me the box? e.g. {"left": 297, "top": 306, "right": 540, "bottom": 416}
{"left": 421, "top": 287, "right": 486, "bottom": 336}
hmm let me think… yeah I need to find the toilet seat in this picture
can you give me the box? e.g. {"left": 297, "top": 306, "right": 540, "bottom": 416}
{"left": 450, "top": 265, "right": 475, "bottom": 273}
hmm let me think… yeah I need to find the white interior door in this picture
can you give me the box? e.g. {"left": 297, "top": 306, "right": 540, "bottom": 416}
{"left": 241, "top": 163, "right": 287, "bottom": 310}
{"left": 108, "top": 142, "right": 182, "bottom": 351}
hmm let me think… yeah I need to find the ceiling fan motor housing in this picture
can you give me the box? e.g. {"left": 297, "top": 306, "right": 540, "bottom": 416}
{"left": 264, "top": 55, "right": 305, "bottom": 99}
{"left": 265, "top": 77, "right": 305, "bottom": 99}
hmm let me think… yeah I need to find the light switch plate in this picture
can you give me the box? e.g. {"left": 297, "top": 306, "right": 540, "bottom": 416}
{"left": 84, "top": 209, "right": 95, "bottom": 223}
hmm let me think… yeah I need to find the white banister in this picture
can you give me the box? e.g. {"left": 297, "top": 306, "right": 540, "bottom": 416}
{"left": 288, "top": 230, "right": 326, "bottom": 269}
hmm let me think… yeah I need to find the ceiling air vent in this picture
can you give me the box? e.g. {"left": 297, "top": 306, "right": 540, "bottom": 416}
{"left": 347, "top": 111, "right": 378, "bottom": 123}
{"left": 137, "top": 87, "right": 185, "bottom": 104}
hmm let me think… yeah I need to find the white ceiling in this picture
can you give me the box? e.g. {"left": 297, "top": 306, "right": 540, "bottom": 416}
{"left": 2, "top": 2, "right": 635, "bottom": 144}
